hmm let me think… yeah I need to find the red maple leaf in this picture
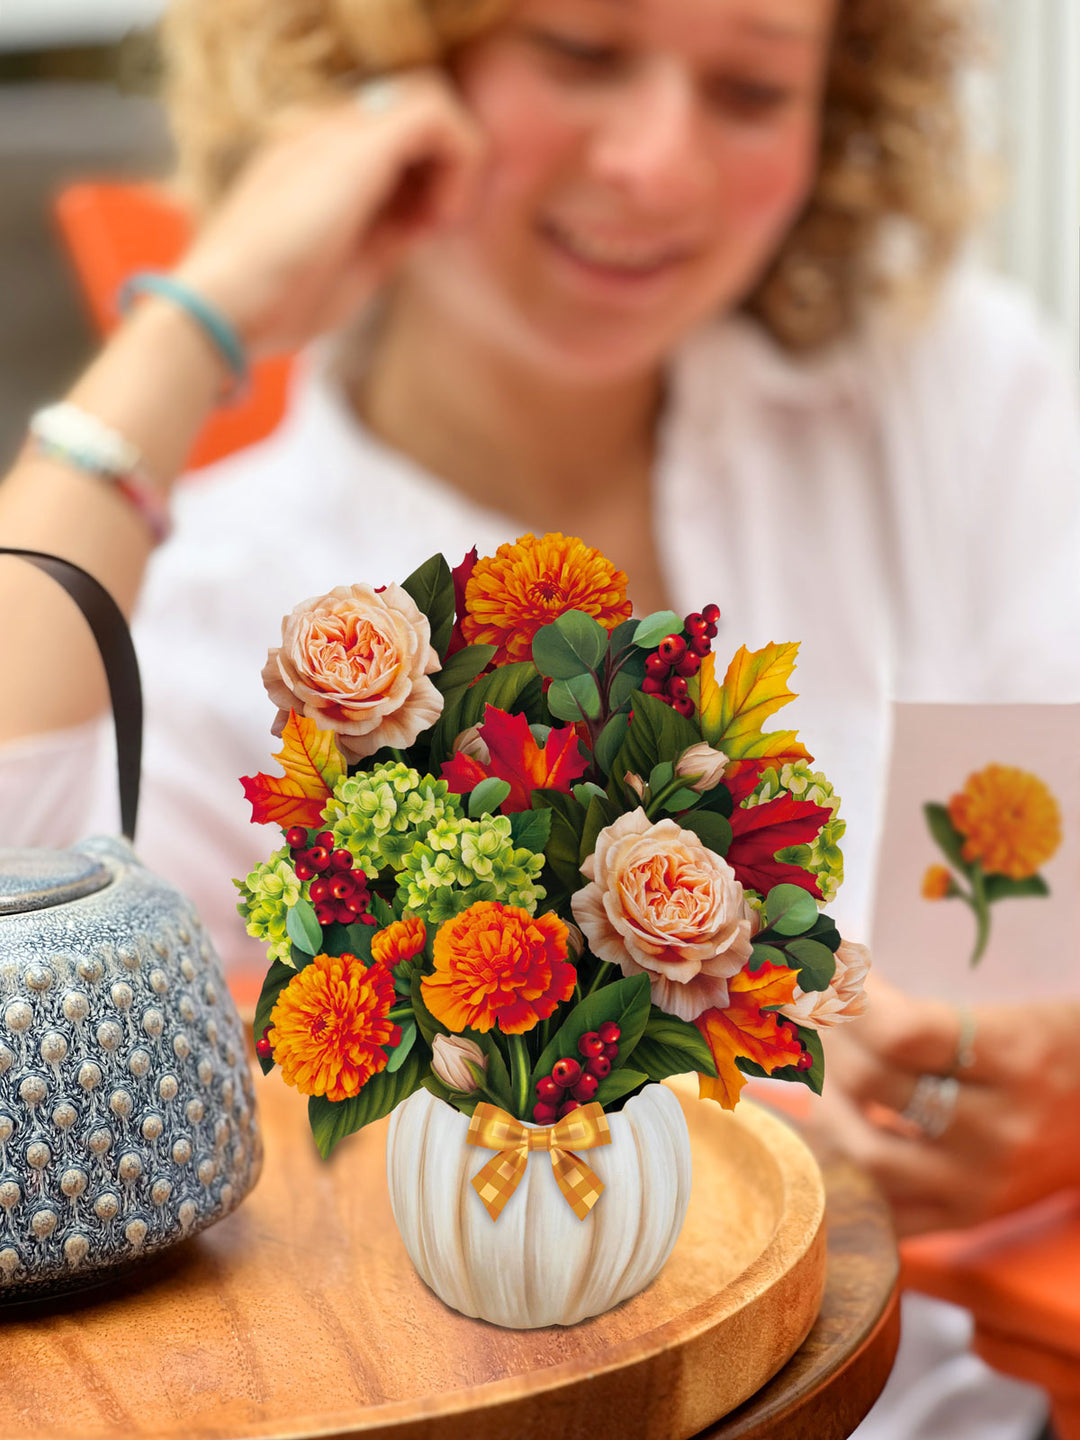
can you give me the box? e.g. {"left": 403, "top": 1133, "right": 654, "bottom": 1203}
{"left": 240, "top": 710, "right": 344, "bottom": 830}
{"left": 446, "top": 546, "right": 478, "bottom": 658}
{"left": 726, "top": 793, "right": 831, "bottom": 898}
{"left": 441, "top": 705, "right": 588, "bottom": 813}
{"left": 695, "top": 962, "right": 803, "bottom": 1110}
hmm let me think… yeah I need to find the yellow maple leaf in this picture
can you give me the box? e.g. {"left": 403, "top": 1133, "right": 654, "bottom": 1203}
{"left": 697, "top": 643, "right": 811, "bottom": 764}
{"left": 240, "top": 710, "right": 345, "bottom": 829}
{"left": 695, "top": 963, "right": 803, "bottom": 1111}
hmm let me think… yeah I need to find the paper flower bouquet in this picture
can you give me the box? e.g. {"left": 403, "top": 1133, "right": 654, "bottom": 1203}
{"left": 237, "top": 532, "right": 868, "bottom": 1327}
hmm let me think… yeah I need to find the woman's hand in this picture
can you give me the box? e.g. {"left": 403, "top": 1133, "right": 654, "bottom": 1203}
{"left": 175, "top": 70, "right": 486, "bottom": 356}
{"left": 816, "top": 972, "right": 1080, "bottom": 1236}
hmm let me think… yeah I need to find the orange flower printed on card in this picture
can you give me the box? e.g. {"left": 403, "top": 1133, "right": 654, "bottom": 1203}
{"left": 947, "top": 764, "right": 1062, "bottom": 880}
{"left": 461, "top": 533, "right": 632, "bottom": 666}
{"left": 695, "top": 963, "right": 804, "bottom": 1111}
{"left": 371, "top": 917, "right": 427, "bottom": 968}
{"left": 921, "top": 864, "right": 953, "bottom": 900}
{"left": 422, "top": 902, "right": 575, "bottom": 1035}
{"left": 269, "top": 953, "right": 401, "bottom": 1101}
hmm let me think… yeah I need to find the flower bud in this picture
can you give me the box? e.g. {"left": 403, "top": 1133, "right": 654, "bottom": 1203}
{"left": 452, "top": 726, "right": 490, "bottom": 766}
{"left": 564, "top": 921, "right": 585, "bottom": 960}
{"left": 624, "top": 771, "right": 646, "bottom": 800}
{"left": 431, "top": 1034, "right": 487, "bottom": 1092}
{"left": 675, "top": 743, "right": 728, "bottom": 794}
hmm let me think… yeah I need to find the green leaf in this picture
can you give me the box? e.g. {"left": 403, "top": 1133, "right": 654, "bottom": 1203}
{"left": 749, "top": 943, "right": 789, "bottom": 972}
{"left": 387, "top": 1019, "right": 417, "bottom": 1073}
{"left": 764, "top": 884, "right": 819, "bottom": 937}
{"left": 579, "top": 792, "right": 621, "bottom": 866}
{"left": 607, "top": 618, "right": 640, "bottom": 658}
{"left": 594, "top": 713, "right": 631, "bottom": 777}
{"left": 982, "top": 874, "right": 1050, "bottom": 902}
{"left": 252, "top": 960, "right": 295, "bottom": 1075}
{"left": 370, "top": 893, "right": 396, "bottom": 929}
{"left": 924, "top": 802, "right": 970, "bottom": 874}
{"left": 572, "top": 782, "right": 609, "bottom": 808}
{"left": 632, "top": 611, "right": 684, "bottom": 650}
{"left": 469, "top": 776, "right": 512, "bottom": 817}
{"left": 631, "top": 1008, "right": 718, "bottom": 1082}
{"left": 433, "top": 643, "right": 497, "bottom": 699}
{"left": 285, "top": 898, "right": 322, "bottom": 957}
{"left": 509, "top": 807, "right": 552, "bottom": 853}
{"left": 307, "top": 1047, "right": 427, "bottom": 1158}
{"left": 662, "top": 787, "right": 703, "bottom": 813}
{"left": 532, "top": 788, "right": 587, "bottom": 892}
{"left": 613, "top": 690, "right": 700, "bottom": 799}
{"left": 608, "top": 666, "right": 643, "bottom": 714}
{"left": 649, "top": 761, "right": 675, "bottom": 791}
{"left": 472, "top": 1031, "right": 515, "bottom": 1111}
{"left": 784, "top": 937, "right": 836, "bottom": 993}
{"left": 547, "top": 671, "right": 601, "bottom": 722}
{"left": 318, "top": 919, "right": 376, "bottom": 961}
{"left": 532, "top": 610, "right": 610, "bottom": 679}
{"left": 429, "top": 660, "right": 539, "bottom": 768}
{"left": 594, "top": 1069, "right": 649, "bottom": 1108}
{"left": 679, "top": 810, "right": 733, "bottom": 855}
{"left": 401, "top": 553, "right": 455, "bottom": 659}
{"left": 410, "top": 968, "right": 446, "bottom": 1047}
{"left": 737, "top": 1023, "right": 824, "bottom": 1096}
{"left": 421, "top": 1073, "right": 482, "bottom": 1117}
{"left": 530, "top": 974, "right": 652, "bottom": 1092}
{"left": 802, "top": 912, "right": 841, "bottom": 952}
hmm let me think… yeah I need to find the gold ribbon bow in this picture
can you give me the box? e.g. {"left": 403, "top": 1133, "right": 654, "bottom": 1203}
{"left": 466, "top": 1101, "right": 611, "bottom": 1222}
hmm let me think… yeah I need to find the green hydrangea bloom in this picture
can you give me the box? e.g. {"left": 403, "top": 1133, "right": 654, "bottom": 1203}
{"left": 234, "top": 848, "right": 303, "bottom": 965}
{"left": 743, "top": 761, "right": 846, "bottom": 904}
{"left": 323, "top": 762, "right": 463, "bottom": 875}
{"left": 397, "top": 813, "right": 546, "bottom": 924}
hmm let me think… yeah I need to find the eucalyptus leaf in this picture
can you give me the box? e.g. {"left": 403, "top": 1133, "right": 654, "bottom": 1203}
{"left": 285, "top": 898, "right": 322, "bottom": 957}
{"left": 764, "top": 884, "right": 819, "bottom": 937}
{"left": 749, "top": 943, "right": 789, "bottom": 972}
{"left": 632, "top": 610, "right": 684, "bottom": 650}
{"left": 547, "top": 671, "right": 602, "bottom": 722}
{"left": 607, "top": 618, "right": 640, "bottom": 657}
{"left": 784, "top": 937, "right": 837, "bottom": 992}
{"left": 608, "top": 667, "right": 642, "bottom": 714}
{"left": 469, "top": 776, "right": 512, "bottom": 817}
{"left": 572, "top": 782, "right": 609, "bottom": 808}
{"left": 532, "top": 609, "right": 610, "bottom": 679}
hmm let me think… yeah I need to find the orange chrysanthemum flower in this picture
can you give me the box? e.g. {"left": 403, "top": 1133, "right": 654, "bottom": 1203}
{"left": 947, "top": 764, "right": 1062, "bottom": 880}
{"left": 462, "top": 532, "right": 632, "bottom": 666}
{"left": 921, "top": 864, "right": 954, "bottom": 900}
{"left": 371, "top": 916, "right": 427, "bottom": 968}
{"left": 422, "top": 902, "right": 576, "bottom": 1035}
{"left": 268, "top": 953, "right": 401, "bottom": 1101}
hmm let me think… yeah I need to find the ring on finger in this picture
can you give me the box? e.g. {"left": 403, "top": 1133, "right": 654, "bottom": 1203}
{"left": 900, "top": 1073, "right": 959, "bottom": 1140}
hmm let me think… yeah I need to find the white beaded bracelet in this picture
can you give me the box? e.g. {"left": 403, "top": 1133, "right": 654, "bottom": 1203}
{"left": 28, "top": 402, "right": 171, "bottom": 545}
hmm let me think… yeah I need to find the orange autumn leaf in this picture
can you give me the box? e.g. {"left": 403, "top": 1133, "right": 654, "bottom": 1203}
{"left": 441, "top": 705, "right": 588, "bottom": 813}
{"left": 241, "top": 709, "right": 345, "bottom": 829}
{"left": 697, "top": 644, "right": 811, "bottom": 766}
{"left": 694, "top": 962, "right": 803, "bottom": 1111}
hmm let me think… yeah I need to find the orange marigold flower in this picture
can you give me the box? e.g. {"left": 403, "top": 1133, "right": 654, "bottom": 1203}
{"left": 947, "top": 764, "right": 1062, "bottom": 880}
{"left": 462, "top": 532, "right": 632, "bottom": 666}
{"left": 422, "top": 902, "right": 576, "bottom": 1035}
{"left": 268, "top": 953, "right": 401, "bottom": 1102}
{"left": 371, "top": 916, "right": 427, "bottom": 968}
{"left": 921, "top": 864, "right": 954, "bottom": 900}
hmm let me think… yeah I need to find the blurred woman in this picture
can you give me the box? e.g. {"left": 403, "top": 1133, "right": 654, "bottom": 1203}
{"left": 1, "top": 1, "right": 1077, "bottom": 1435}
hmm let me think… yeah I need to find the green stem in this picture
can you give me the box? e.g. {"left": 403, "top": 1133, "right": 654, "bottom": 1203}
{"left": 584, "top": 960, "right": 614, "bottom": 997}
{"left": 388, "top": 1003, "right": 414, "bottom": 1023}
{"left": 507, "top": 1032, "right": 532, "bottom": 1120}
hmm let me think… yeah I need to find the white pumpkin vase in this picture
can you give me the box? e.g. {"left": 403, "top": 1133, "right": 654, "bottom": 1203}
{"left": 386, "top": 1081, "right": 692, "bottom": 1329}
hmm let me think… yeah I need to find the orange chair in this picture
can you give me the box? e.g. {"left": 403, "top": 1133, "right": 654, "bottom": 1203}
{"left": 53, "top": 180, "right": 295, "bottom": 471}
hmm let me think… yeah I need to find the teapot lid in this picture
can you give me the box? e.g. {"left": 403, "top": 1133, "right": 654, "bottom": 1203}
{"left": 0, "top": 848, "right": 113, "bottom": 916}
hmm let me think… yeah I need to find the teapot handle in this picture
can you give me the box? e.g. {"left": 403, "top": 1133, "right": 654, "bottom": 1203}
{"left": 1, "top": 548, "right": 141, "bottom": 841}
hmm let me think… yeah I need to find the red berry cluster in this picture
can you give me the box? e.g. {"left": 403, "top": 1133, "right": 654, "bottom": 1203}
{"left": 641, "top": 604, "right": 720, "bottom": 719}
{"left": 532, "top": 1021, "right": 621, "bottom": 1123}
{"left": 255, "top": 1030, "right": 273, "bottom": 1063}
{"left": 771, "top": 1012, "right": 814, "bottom": 1073}
{"left": 285, "top": 827, "right": 375, "bottom": 928}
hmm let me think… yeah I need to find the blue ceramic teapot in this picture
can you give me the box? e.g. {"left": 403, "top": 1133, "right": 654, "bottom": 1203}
{"left": 0, "top": 551, "right": 261, "bottom": 1301}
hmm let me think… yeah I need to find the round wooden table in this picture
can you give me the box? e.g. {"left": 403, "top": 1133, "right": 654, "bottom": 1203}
{"left": 0, "top": 1073, "right": 899, "bottom": 1440}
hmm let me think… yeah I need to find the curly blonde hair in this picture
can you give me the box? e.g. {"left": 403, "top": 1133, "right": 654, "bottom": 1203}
{"left": 161, "top": 0, "right": 979, "bottom": 351}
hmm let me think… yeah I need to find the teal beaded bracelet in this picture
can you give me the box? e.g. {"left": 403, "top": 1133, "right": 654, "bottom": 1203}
{"left": 118, "top": 271, "right": 249, "bottom": 401}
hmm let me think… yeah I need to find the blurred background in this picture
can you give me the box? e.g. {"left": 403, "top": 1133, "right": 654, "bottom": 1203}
{"left": 0, "top": 0, "right": 1077, "bottom": 469}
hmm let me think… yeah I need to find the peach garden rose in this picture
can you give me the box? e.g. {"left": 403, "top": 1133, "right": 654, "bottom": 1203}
{"left": 778, "top": 939, "right": 871, "bottom": 1030}
{"left": 262, "top": 583, "right": 442, "bottom": 762}
{"left": 571, "top": 809, "right": 755, "bottom": 1022}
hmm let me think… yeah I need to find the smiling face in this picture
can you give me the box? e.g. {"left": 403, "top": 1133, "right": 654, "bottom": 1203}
{"left": 406, "top": 0, "right": 837, "bottom": 381}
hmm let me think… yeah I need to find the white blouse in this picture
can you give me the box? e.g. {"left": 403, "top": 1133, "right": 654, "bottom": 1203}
{"left": 2, "top": 267, "right": 1077, "bottom": 1439}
